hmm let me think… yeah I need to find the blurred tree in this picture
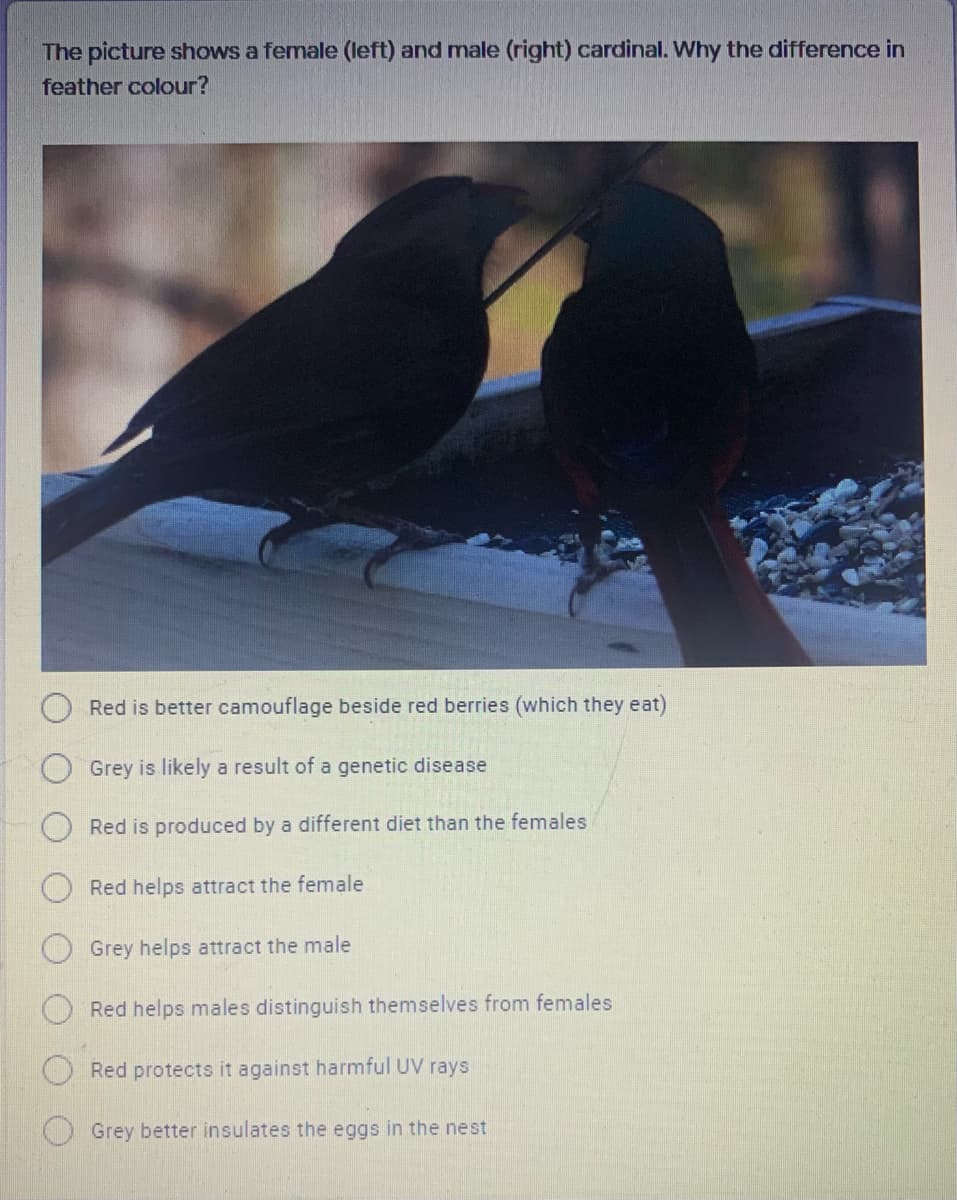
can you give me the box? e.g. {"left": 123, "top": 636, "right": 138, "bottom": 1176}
{"left": 830, "top": 143, "right": 920, "bottom": 301}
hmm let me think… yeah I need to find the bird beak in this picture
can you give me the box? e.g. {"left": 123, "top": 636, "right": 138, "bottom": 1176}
{"left": 473, "top": 183, "right": 530, "bottom": 233}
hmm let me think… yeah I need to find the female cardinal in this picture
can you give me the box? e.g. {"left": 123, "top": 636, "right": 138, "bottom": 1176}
{"left": 43, "top": 176, "right": 528, "bottom": 573}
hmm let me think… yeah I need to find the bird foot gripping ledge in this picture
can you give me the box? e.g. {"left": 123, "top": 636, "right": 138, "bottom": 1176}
{"left": 257, "top": 496, "right": 466, "bottom": 587}
{"left": 567, "top": 551, "right": 630, "bottom": 617}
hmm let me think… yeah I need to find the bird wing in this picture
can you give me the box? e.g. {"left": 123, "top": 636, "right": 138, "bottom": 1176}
{"left": 104, "top": 262, "right": 480, "bottom": 455}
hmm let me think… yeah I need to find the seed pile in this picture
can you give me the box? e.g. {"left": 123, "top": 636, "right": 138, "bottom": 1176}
{"left": 729, "top": 462, "right": 925, "bottom": 614}
{"left": 471, "top": 461, "right": 926, "bottom": 615}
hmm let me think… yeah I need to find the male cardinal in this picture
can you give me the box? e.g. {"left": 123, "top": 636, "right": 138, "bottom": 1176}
{"left": 42, "top": 176, "right": 528, "bottom": 574}
{"left": 541, "top": 183, "right": 810, "bottom": 666}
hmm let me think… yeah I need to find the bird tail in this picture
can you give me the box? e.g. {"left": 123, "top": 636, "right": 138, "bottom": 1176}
{"left": 638, "top": 497, "right": 811, "bottom": 667}
{"left": 42, "top": 444, "right": 178, "bottom": 566}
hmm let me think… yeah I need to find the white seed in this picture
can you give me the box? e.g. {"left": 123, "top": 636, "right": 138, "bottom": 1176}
{"left": 792, "top": 518, "right": 813, "bottom": 539}
{"left": 870, "top": 479, "right": 893, "bottom": 501}
{"left": 749, "top": 537, "right": 769, "bottom": 565}
{"left": 768, "top": 513, "right": 788, "bottom": 536}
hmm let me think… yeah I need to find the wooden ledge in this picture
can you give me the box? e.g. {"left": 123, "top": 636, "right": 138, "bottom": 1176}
{"left": 41, "top": 475, "right": 925, "bottom": 671}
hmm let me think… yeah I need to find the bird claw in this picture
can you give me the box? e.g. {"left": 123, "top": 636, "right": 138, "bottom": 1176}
{"left": 258, "top": 501, "right": 334, "bottom": 567}
{"left": 568, "top": 557, "right": 628, "bottom": 617}
{"left": 363, "top": 527, "right": 465, "bottom": 589}
{"left": 258, "top": 521, "right": 298, "bottom": 566}
{"left": 258, "top": 531, "right": 278, "bottom": 566}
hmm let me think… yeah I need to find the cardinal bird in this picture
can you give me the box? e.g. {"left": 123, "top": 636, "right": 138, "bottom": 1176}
{"left": 541, "top": 183, "right": 810, "bottom": 667}
{"left": 42, "top": 176, "right": 528, "bottom": 572}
